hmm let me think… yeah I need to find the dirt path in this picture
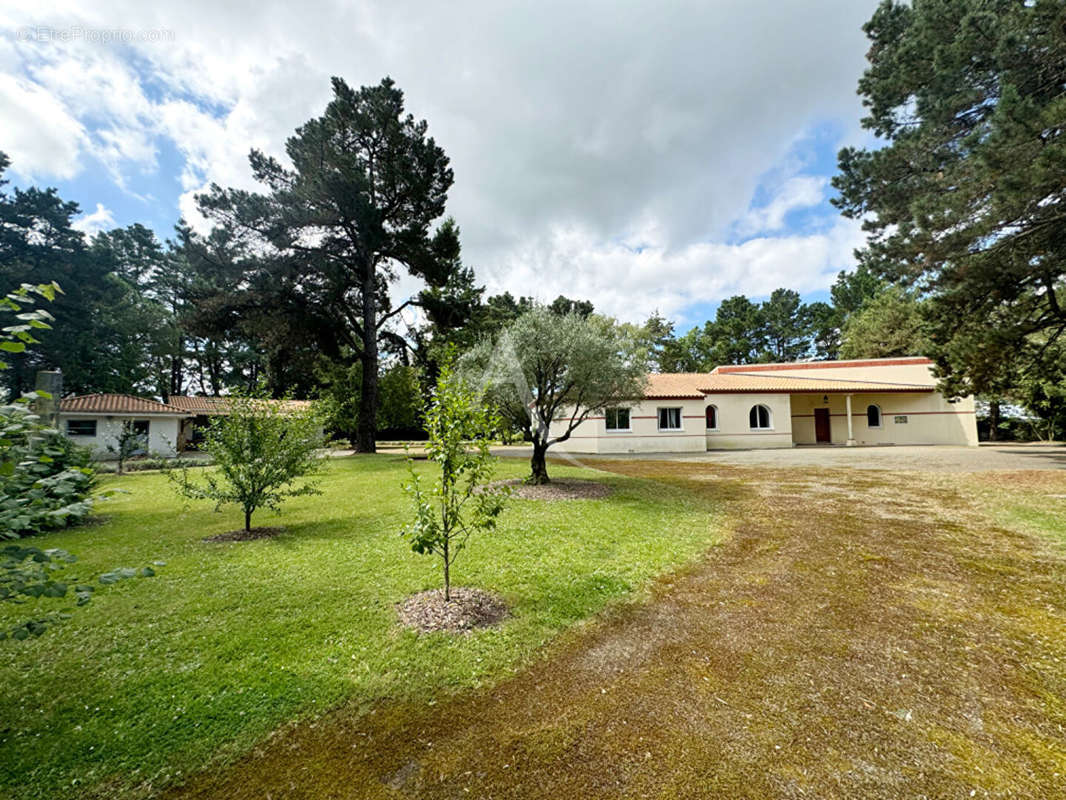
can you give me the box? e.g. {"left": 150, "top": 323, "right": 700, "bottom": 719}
{"left": 169, "top": 462, "right": 1066, "bottom": 799}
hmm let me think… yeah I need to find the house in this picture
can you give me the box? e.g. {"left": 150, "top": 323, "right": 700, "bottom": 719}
{"left": 167, "top": 396, "right": 316, "bottom": 450}
{"left": 59, "top": 394, "right": 190, "bottom": 458}
{"left": 551, "top": 356, "right": 978, "bottom": 454}
{"left": 58, "top": 393, "right": 320, "bottom": 457}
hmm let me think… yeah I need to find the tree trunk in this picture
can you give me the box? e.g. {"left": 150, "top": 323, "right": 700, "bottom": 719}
{"left": 443, "top": 539, "right": 450, "bottom": 602}
{"left": 244, "top": 508, "right": 252, "bottom": 532}
{"left": 169, "top": 337, "right": 183, "bottom": 398}
{"left": 355, "top": 263, "right": 379, "bottom": 453}
{"left": 988, "top": 400, "right": 1000, "bottom": 441}
{"left": 529, "top": 440, "right": 550, "bottom": 484}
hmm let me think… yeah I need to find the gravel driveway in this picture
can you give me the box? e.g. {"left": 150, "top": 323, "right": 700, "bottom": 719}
{"left": 528, "top": 443, "right": 1066, "bottom": 473}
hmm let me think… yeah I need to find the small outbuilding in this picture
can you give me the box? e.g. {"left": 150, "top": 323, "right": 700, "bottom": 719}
{"left": 58, "top": 394, "right": 191, "bottom": 458}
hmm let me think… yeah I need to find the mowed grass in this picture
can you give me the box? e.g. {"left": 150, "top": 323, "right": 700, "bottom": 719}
{"left": 0, "top": 454, "right": 723, "bottom": 800}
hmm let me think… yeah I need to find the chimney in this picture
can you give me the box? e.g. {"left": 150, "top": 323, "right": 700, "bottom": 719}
{"left": 33, "top": 370, "right": 63, "bottom": 428}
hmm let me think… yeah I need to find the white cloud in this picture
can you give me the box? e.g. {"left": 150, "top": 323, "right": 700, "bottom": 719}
{"left": 1, "top": 0, "right": 881, "bottom": 318}
{"left": 71, "top": 202, "right": 116, "bottom": 234}
{"left": 0, "top": 73, "right": 87, "bottom": 179}
{"left": 485, "top": 215, "right": 866, "bottom": 323}
{"left": 736, "top": 176, "right": 829, "bottom": 237}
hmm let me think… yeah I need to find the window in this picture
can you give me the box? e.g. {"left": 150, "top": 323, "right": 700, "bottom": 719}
{"left": 67, "top": 419, "right": 97, "bottom": 437}
{"left": 749, "top": 404, "right": 772, "bottom": 430}
{"left": 658, "top": 407, "right": 682, "bottom": 431}
{"left": 705, "top": 405, "right": 718, "bottom": 430}
{"left": 605, "top": 407, "right": 630, "bottom": 431}
{"left": 866, "top": 404, "right": 882, "bottom": 428}
{"left": 131, "top": 419, "right": 149, "bottom": 436}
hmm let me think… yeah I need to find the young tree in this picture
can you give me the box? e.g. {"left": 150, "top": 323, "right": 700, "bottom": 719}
{"left": 463, "top": 307, "right": 646, "bottom": 484}
{"left": 170, "top": 398, "right": 323, "bottom": 531}
{"left": 833, "top": 0, "right": 1066, "bottom": 397}
{"left": 401, "top": 359, "right": 507, "bottom": 601}
{"left": 195, "top": 77, "right": 459, "bottom": 452}
{"left": 109, "top": 420, "right": 145, "bottom": 475}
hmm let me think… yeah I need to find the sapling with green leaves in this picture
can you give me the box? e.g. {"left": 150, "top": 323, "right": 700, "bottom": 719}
{"left": 401, "top": 359, "right": 507, "bottom": 601}
{"left": 109, "top": 420, "right": 145, "bottom": 475}
{"left": 170, "top": 396, "right": 323, "bottom": 531}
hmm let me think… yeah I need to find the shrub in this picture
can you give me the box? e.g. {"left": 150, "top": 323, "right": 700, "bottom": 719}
{"left": 0, "top": 402, "right": 96, "bottom": 540}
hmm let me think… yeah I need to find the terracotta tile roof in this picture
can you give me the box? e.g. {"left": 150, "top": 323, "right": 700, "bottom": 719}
{"left": 644, "top": 373, "right": 718, "bottom": 398}
{"left": 697, "top": 372, "right": 935, "bottom": 394}
{"left": 167, "top": 396, "right": 315, "bottom": 415}
{"left": 714, "top": 356, "right": 932, "bottom": 374}
{"left": 60, "top": 394, "right": 188, "bottom": 415}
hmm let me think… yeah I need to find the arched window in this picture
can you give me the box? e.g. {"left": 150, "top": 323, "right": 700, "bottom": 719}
{"left": 705, "top": 405, "right": 718, "bottom": 430}
{"left": 749, "top": 404, "right": 771, "bottom": 430}
{"left": 867, "top": 404, "right": 882, "bottom": 428}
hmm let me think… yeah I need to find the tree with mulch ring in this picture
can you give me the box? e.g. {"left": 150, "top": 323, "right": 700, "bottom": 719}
{"left": 169, "top": 396, "right": 323, "bottom": 534}
{"left": 397, "top": 587, "right": 508, "bottom": 633}
{"left": 400, "top": 356, "right": 508, "bottom": 613}
{"left": 203, "top": 527, "right": 286, "bottom": 543}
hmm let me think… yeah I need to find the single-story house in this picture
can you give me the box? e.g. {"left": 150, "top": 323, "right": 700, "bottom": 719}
{"left": 166, "top": 396, "right": 316, "bottom": 450}
{"left": 59, "top": 394, "right": 189, "bottom": 458}
{"left": 551, "top": 356, "right": 978, "bottom": 454}
{"left": 57, "top": 393, "right": 320, "bottom": 457}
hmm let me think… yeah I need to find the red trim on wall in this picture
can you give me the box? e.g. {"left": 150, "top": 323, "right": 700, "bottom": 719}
{"left": 716, "top": 357, "right": 932, "bottom": 374}
{"left": 563, "top": 434, "right": 707, "bottom": 439}
{"left": 705, "top": 430, "right": 790, "bottom": 436}
{"left": 791, "top": 410, "right": 975, "bottom": 418}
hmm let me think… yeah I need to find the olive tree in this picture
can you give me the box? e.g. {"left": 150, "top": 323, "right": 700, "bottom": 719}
{"left": 401, "top": 359, "right": 507, "bottom": 601}
{"left": 463, "top": 307, "right": 646, "bottom": 484}
{"left": 170, "top": 398, "right": 323, "bottom": 531}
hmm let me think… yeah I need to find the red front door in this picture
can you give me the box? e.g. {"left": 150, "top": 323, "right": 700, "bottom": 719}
{"left": 814, "top": 408, "right": 831, "bottom": 443}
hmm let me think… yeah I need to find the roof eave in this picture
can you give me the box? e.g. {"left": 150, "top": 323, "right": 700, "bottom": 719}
{"left": 698, "top": 387, "right": 936, "bottom": 394}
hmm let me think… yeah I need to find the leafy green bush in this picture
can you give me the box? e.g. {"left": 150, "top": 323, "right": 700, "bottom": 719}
{"left": 0, "top": 402, "right": 96, "bottom": 540}
{"left": 1, "top": 544, "right": 159, "bottom": 639}
{"left": 95, "top": 455, "right": 213, "bottom": 474}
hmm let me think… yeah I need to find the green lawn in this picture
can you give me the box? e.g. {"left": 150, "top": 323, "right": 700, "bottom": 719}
{"left": 0, "top": 454, "right": 723, "bottom": 800}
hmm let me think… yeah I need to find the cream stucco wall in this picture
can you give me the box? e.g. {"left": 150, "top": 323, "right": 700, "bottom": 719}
{"left": 60, "top": 414, "right": 183, "bottom": 458}
{"left": 789, "top": 392, "right": 977, "bottom": 447}
{"left": 550, "top": 359, "right": 977, "bottom": 454}
{"left": 551, "top": 398, "right": 708, "bottom": 454}
{"left": 702, "top": 392, "right": 793, "bottom": 449}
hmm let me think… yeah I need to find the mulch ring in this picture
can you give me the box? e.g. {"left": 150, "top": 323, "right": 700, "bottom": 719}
{"left": 203, "top": 527, "right": 286, "bottom": 543}
{"left": 490, "top": 478, "right": 611, "bottom": 501}
{"left": 397, "top": 587, "right": 509, "bottom": 633}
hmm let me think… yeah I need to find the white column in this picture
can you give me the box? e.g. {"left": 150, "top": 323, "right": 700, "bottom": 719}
{"left": 845, "top": 393, "right": 856, "bottom": 446}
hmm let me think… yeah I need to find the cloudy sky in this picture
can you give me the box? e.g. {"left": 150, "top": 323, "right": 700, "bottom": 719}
{"left": 1, "top": 1, "right": 881, "bottom": 329}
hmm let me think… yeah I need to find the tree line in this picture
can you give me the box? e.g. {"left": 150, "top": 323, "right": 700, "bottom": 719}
{"left": 633, "top": 269, "right": 924, "bottom": 373}
{"left": 4, "top": 0, "right": 1064, "bottom": 446}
